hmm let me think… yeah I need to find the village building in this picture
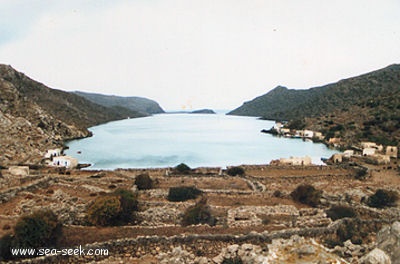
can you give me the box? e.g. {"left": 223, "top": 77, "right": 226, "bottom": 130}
{"left": 313, "top": 132, "right": 324, "bottom": 140}
{"left": 303, "top": 130, "right": 314, "bottom": 138}
{"left": 273, "top": 122, "right": 283, "bottom": 132}
{"left": 363, "top": 148, "right": 376, "bottom": 156}
{"left": 44, "top": 148, "right": 62, "bottom": 159}
{"left": 8, "top": 166, "right": 30, "bottom": 177}
{"left": 343, "top": 150, "right": 354, "bottom": 158}
{"left": 360, "top": 142, "right": 383, "bottom": 152}
{"left": 52, "top": 156, "right": 78, "bottom": 169}
{"left": 368, "top": 154, "right": 391, "bottom": 165}
{"left": 331, "top": 154, "right": 343, "bottom": 163}
{"left": 386, "top": 146, "right": 398, "bottom": 158}
{"left": 278, "top": 156, "right": 312, "bottom": 166}
{"left": 328, "top": 138, "right": 341, "bottom": 144}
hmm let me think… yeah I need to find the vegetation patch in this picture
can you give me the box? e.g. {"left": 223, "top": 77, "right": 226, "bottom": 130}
{"left": 174, "top": 163, "right": 192, "bottom": 174}
{"left": 226, "top": 166, "right": 245, "bottom": 176}
{"left": 367, "top": 189, "right": 398, "bottom": 208}
{"left": 135, "top": 173, "right": 153, "bottom": 190}
{"left": 325, "top": 205, "right": 357, "bottom": 221}
{"left": 181, "top": 198, "right": 216, "bottom": 226}
{"left": 290, "top": 184, "right": 322, "bottom": 207}
{"left": 167, "top": 186, "right": 202, "bottom": 202}
{"left": 87, "top": 189, "right": 138, "bottom": 226}
{"left": 0, "top": 209, "right": 62, "bottom": 260}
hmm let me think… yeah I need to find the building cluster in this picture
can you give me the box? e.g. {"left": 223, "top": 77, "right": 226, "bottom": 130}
{"left": 44, "top": 148, "right": 78, "bottom": 169}
{"left": 330, "top": 142, "right": 398, "bottom": 165}
{"left": 272, "top": 122, "right": 324, "bottom": 140}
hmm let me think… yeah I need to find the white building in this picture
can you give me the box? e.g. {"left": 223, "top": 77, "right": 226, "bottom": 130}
{"left": 343, "top": 150, "right": 354, "bottom": 158}
{"left": 363, "top": 148, "right": 376, "bottom": 156}
{"left": 361, "top": 142, "right": 383, "bottom": 152}
{"left": 273, "top": 122, "right": 283, "bottom": 132}
{"left": 45, "top": 148, "right": 62, "bottom": 159}
{"left": 52, "top": 156, "right": 78, "bottom": 169}
{"left": 303, "top": 130, "right": 314, "bottom": 138}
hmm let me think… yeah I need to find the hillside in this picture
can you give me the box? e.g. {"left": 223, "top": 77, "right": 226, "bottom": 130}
{"left": 73, "top": 91, "right": 164, "bottom": 116}
{"left": 0, "top": 64, "right": 145, "bottom": 165}
{"left": 228, "top": 64, "right": 400, "bottom": 146}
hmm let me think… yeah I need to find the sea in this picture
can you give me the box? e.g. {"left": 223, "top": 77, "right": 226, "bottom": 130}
{"left": 65, "top": 113, "right": 339, "bottom": 170}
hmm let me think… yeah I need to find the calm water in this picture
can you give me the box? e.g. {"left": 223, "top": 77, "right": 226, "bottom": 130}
{"left": 65, "top": 114, "right": 339, "bottom": 169}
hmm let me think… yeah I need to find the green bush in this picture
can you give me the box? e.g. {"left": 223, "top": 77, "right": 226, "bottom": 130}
{"left": 226, "top": 166, "right": 245, "bottom": 176}
{"left": 87, "top": 189, "right": 139, "bottom": 226}
{"left": 0, "top": 234, "right": 14, "bottom": 260}
{"left": 167, "top": 186, "right": 202, "bottom": 202}
{"left": 336, "top": 218, "right": 366, "bottom": 245}
{"left": 326, "top": 205, "right": 357, "bottom": 221}
{"left": 290, "top": 184, "right": 322, "bottom": 207}
{"left": 14, "top": 209, "right": 62, "bottom": 248}
{"left": 135, "top": 173, "right": 153, "bottom": 190}
{"left": 174, "top": 163, "right": 191, "bottom": 174}
{"left": 367, "top": 189, "right": 398, "bottom": 208}
{"left": 113, "top": 188, "right": 139, "bottom": 223}
{"left": 181, "top": 198, "right": 216, "bottom": 226}
{"left": 87, "top": 195, "right": 122, "bottom": 226}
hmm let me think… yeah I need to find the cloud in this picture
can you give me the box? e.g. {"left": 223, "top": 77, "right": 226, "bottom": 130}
{"left": 1, "top": 0, "right": 400, "bottom": 110}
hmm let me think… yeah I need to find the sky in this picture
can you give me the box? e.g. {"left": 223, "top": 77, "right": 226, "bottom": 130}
{"left": 1, "top": 1, "right": 400, "bottom": 111}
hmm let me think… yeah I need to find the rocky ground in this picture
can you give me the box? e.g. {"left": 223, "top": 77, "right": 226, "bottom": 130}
{"left": 0, "top": 163, "right": 399, "bottom": 263}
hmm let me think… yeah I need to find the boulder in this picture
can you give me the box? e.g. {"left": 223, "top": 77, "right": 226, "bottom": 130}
{"left": 377, "top": 221, "right": 400, "bottom": 263}
{"left": 360, "top": 248, "right": 391, "bottom": 264}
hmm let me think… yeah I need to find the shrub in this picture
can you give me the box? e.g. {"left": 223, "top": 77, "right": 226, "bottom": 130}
{"left": 113, "top": 188, "right": 139, "bottom": 223}
{"left": 336, "top": 218, "right": 366, "bottom": 245}
{"left": 226, "top": 166, "right": 245, "bottom": 176}
{"left": 167, "top": 186, "right": 202, "bottom": 202}
{"left": 0, "top": 234, "right": 14, "bottom": 260}
{"left": 326, "top": 205, "right": 357, "bottom": 221}
{"left": 87, "top": 196, "right": 122, "bottom": 226}
{"left": 87, "top": 189, "right": 139, "bottom": 226}
{"left": 13, "top": 209, "right": 62, "bottom": 249}
{"left": 290, "top": 184, "right": 322, "bottom": 207}
{"left": 367, "top": 189, "right": 398, "bottom": 208}
{"left": 181, "top": 198, "right": 216, "bottom": 226}
{"left": 174, "top": 163, "right": 191, "bottom": 174}
{"left": 135, "top": 173, "right": 153, "bottom": 190}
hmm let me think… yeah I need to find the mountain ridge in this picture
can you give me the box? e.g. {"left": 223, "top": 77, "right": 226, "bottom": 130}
{"left": 0, "top": 64, "right": 159, "bottom": 165}
{"left": 228, "top": 64, "right": 400, "bottom": 146}
{"left": 73, "top": 91, "right": 164, "bottom": 116}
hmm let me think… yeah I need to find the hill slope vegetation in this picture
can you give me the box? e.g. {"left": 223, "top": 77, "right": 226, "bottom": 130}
{"left": 73, "top": 91, "right": 164, "bottom": 116}
{"left": 228, "top": 64, "right": 400, "bottom": 146}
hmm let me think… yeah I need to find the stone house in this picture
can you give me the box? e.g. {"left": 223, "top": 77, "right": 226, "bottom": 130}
{"left": 303, "top": 130, "right": 314, "bottom": 138}
{"left": 331, "top": 154, "right": 343, "bottom": 163}
{"left": 385, "top": 146, "right": 398, "bottom": 158}
{"left": 8, "top": 166, "right": 29, "bottom": 176}
{"left": 361, "top": 142, "right": 383, "bottom": 152}
{"left": 279, "top": 156, "right": 312, "bottom": 166}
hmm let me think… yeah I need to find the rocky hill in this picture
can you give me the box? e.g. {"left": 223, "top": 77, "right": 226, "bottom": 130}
{"left": 73, "top": 91, "right": 164, "bottom": 116}
{"left": 228, "top": 64, "right": 400, "bottom": 146}
{"left": 0, "top": 64, "right": 148, "bottom": 166}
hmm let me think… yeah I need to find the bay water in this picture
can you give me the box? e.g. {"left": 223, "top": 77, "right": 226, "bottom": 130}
{"left": 65, "top": 113, "right": 339, "bottom": 169}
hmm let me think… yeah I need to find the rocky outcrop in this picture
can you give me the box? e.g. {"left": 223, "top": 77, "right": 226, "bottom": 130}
{"left": 0, "top": 64, "right": 153, "bottom": 166}
{"left": 376, "top": 221, "right": 400, "bottom": 263}
{"left": 360, "top": 248, "right": 391, "bottom": 264}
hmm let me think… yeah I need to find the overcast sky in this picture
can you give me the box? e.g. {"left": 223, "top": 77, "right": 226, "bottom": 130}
{"left": 1, "top": 1, "right": 399, "bottom": 110}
